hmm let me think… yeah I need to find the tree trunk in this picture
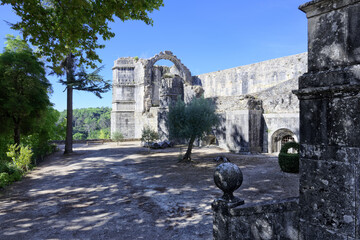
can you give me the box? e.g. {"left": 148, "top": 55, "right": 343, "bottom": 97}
{"left": 64, "top": 54, "right": 74, "bottom": 154}
{"left": 182, "top": 136, "right": 196, "bottom": 162}
{"left": 13, "top": 119, "right": 21, "bottom": 147}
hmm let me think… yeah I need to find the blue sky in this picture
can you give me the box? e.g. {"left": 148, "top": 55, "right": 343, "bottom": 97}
{"left": 0, "top": 0, "right": 308, "bottom": 111}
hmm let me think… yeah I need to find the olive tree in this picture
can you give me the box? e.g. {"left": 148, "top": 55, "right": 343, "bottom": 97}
{"left": 167, "top": 97, "right": 219, "bottom": 162}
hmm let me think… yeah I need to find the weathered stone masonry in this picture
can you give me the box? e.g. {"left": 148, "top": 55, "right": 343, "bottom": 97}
{"left": 212, "top": 0, "right": 360, "bottom": 239}
{"left": 111, "top": 51, "right": 307, "bottom": 153}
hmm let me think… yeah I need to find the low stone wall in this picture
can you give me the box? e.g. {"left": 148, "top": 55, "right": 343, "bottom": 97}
{"left": 212, "top": 197, "right": 300, "bottom": 240}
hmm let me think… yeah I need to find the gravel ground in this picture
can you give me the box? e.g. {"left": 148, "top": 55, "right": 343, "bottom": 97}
{"left": 0, "top": 141, "right": 299, "bottom": 240}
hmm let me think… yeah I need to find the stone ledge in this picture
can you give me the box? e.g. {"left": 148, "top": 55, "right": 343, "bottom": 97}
{"left": 300, "top": 0, "right": 360, "bottom": 17}
{"left": 293, "top": 83, "right": 360, "bottom": 99}
{"left": 298, "top": 66, "right": 360, "bottom": 89}
{"left": 229, "top": 197, "right": 299, "bottom": 216}
{"left": 112, "top": 100, "right": 136, "bottom": 103}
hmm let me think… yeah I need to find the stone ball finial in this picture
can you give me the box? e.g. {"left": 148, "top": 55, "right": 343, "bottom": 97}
{"left": 214, "top": 162, "right": 243, "bottom": 203}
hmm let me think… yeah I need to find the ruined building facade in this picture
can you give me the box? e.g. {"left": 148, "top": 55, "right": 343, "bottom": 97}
{"left": 111, "top": 51, "right": 307, "bottom": 153}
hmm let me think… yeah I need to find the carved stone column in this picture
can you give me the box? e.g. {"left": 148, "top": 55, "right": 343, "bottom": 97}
{"left": 296, "top": 0, "right": 360, "bottom": 238}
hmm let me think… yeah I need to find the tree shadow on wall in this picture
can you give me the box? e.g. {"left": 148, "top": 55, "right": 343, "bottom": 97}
{"left": 229, "top": 124, "right": 249, "bottom": 153}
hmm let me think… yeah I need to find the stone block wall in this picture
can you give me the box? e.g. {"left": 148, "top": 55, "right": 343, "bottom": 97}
{"left": 212, "top": 96, "right": 263, "bottom": 153}
{"left": 197, "top": 53, "right": 307, "bottom": 98}
{"left": 212, "top": 198, "right": 300, "bottom": 240}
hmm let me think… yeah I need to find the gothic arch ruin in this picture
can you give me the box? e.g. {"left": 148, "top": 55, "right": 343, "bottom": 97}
{"left": 111, "top": 50, "right": 304, "bottom": 152}
{"left": 144, "top": 51, "right": 192, "bottom": 85}
{"left": 142, "top": 51, "right": 192, "bottom": 113}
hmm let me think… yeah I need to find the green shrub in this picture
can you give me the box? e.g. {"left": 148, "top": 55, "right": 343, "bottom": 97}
{"left": 0, "top": 167, "right": 23, "bottom": 188}
{"left": 6, "top": 144, "right": 33, "bottom": 171}
{"left": 0, "top": 172, "right": 10, "bottom": 188}
{"left": 111, "top": 131, "right": 124, "bottom": 145}
{"left": 141, "top": 126, "right": 159, "bottom": 145}
{"left": 278, "top": 141, "right": 300, "bottom": 173}
{"left": 98, "top": 129, "right": 110, "bottom": 139}
{"left": 0, "top": 161, "right": 10, "bottom": 173}
{"left": 8, "top": 169, "right": 23, "bottom": 182}
{"left": 74, "top": 132, "right": 86, "bottom": 140}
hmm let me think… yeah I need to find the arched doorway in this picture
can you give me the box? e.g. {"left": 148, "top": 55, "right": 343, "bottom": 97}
{"left": 271, "top": 128, "right": 297, "bottom": 153}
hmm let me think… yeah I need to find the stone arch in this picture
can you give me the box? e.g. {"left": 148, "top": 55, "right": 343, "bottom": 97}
{"left": 144, "top": 51, "right": 192, "bottom": 85}
{"left": 143, "top": 51, "right": 192, "bottom": 112}
{"left": 271, "top": 128, "right": 298, "bottom": 153}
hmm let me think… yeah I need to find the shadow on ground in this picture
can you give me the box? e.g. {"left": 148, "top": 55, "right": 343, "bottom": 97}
{"left": 0, "top": 142, "right": 299, "bottom": 240}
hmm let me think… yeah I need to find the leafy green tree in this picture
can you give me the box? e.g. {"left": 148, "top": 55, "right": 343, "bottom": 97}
{"left": 0, "top": 35, "right": 51, "bottom": 147}
{"left": 57, "top": 107, "right": 111, "bottom": 140}
{"left": 168, "top": 97, "right": 220, "bottom": 162}
{"left": 1, "top": 0, "right": 164, "bottom": 71}
{"left": 1, "top": 0, "right": 164, "bottom": 154}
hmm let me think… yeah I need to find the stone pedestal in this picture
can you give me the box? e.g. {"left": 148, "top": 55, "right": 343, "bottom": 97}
{"left": 296, "top": 0, "right": 360, "bottom": 238}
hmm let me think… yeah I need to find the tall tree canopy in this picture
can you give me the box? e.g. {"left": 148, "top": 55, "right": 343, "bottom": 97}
{"left": 1, "top": 0, "right": 164, "bottom": 153}
{"left": 0, "top": 35, "right": 51, "bottom": 146}
{"left": 168, "top": 97, "right": 220, "bottom": 162}
{"left": 1, "top": 0, "right": 164, "bottom": 72}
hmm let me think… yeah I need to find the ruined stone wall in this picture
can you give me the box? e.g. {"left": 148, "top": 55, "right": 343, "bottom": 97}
{"left": 112, "top": 51, "right": 305, "bottom": 151}
{"left": 197, "top": 53, "right": 307, "bottom": 99}
{"left": 212, "top": 96, "right": 263, "bottom": 153}
{"left": 112, "top": 52, "right": 194, "bottom": 139}
{"left": 254, "top": 78, "right": 300, "bottom": 152}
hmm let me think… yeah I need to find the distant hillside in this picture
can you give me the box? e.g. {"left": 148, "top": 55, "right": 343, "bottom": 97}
{"left": 58, "top": 107, "right": 111, "bottom": 140}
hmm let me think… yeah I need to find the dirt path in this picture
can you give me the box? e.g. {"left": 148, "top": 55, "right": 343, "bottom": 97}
{"left": 0, "top": 142, "right": 299, "bottom": 240}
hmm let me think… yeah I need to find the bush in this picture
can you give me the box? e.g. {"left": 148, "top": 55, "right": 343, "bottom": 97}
{"left": 8, "top": 168, "right": 23, "bottom": 182}
{"left": 0, "top": 161, "right": 10, "bottom": 173}
{"left": 141, "top": 126, "right": 159, "bottom": 145}
{"left": 278, "top": 142, "right": 299, "bottom": 173}
{"left": 0, "top": 172, "right": 10, "bottom": 188}
{"left": 0, "top": 163, "right": 23, "bottom": 188}
{"left": 112, "top": 131, "right": 124, "bottom": 145}
{"left": 6, "top": 144, "right": 33, "bottom": 171}
{"left": 74, "top": 132, "right": 86, "bottom": 140}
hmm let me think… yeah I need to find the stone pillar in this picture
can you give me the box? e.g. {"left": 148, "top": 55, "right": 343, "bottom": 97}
{"left": 296, "top": 0, "right": 360, "bottom": 238}
{"left": 158, "top": 75, "right": 184, "bottom": 141}
{"left": 212, "top": 163, "right": 244, "bottom": 240}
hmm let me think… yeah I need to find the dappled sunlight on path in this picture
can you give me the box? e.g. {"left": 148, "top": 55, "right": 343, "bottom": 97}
{"left": 0, "top": 142, "right": 298, "bottom": 239}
